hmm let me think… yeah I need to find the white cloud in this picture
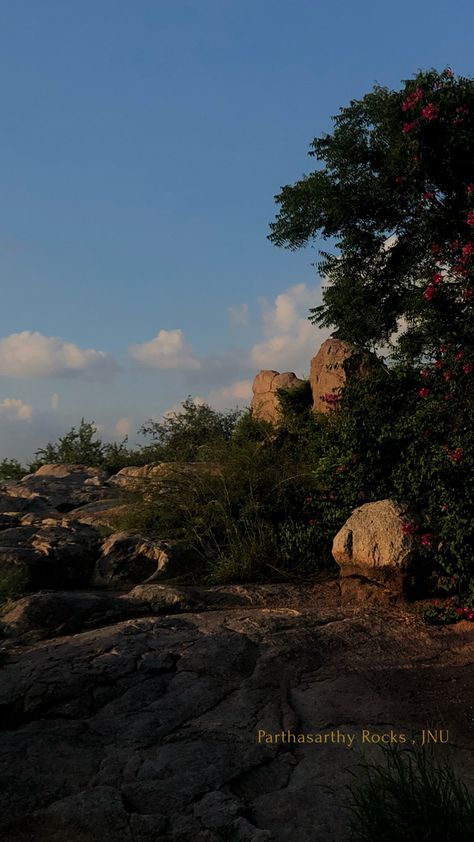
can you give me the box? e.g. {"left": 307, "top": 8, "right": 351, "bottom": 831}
{"left": 261, "top": 283, "right": 316, "bottom": 335}
{"left": 228, "top": 303, "right": 249, "bottom": 329}
{"left": 51, "top": 393, "right": 60, "bottom": 410}
{"left": 130, "top": 329, "right": 202, "bottom": 371}
{"left": 114, "top": 417, "right": 132, "bottom": 437}
{"left": 0, "top": 332, "right": 118, "bottom": 378}
{"left": 0, "top": 398, "right": 33, "bottom": 421}
{"left": 249, "top": 283, "right": 330, "bottom": 375}
{"left": 207, "top": 379, "right": 253, "bottom": 409}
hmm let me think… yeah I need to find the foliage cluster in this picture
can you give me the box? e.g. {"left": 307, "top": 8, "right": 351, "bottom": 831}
{"left": 348, "top": 745, "right": 474, "bottom": 841}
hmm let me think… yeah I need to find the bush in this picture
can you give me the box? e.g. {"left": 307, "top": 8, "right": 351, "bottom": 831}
{"left": 0, "top": 567, "right": 28, "bottom": 606}
{"left": 348, "top": 745, "right": 474, "bottom": 841}
{"left": 0, "top": 459, "right": 27, "bottom": 481}
{"left": 29, "top": 418, "right": 144, "bottom": 474}
{"left": 118, "top": 417, "right": 337, "bottom": 584}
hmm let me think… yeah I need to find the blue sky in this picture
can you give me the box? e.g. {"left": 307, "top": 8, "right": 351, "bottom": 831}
{"left": 0, "top": 0, "right": 473, "bottom": 460}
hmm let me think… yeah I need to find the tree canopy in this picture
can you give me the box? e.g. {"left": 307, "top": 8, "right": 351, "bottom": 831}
{"left": 269, "top": 68, "right": 474, "bottom": 358}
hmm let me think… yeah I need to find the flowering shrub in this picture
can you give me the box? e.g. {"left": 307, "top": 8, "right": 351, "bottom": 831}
{"left": 269, "top": 68, "right": 474, "bottom": 601}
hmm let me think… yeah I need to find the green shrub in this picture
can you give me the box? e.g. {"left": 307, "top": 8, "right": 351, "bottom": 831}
{"left": 118, "top": 422, "right": 335, "bottom": 583}
{"left": 0, "top": 567, "right": 29, "bottom": 606}
{"left": 0, "top": 459, "right": 27, "bottom": 481}
{"left": 348, "top": 745, "right": 474, "bottom": 841}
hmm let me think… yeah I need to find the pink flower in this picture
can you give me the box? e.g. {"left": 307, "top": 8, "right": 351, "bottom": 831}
{"left": 419, "top": 387, "right": 430, "bottom": 398}
{"left": 402, "top": 88, "right": 424, "bottom": 111}
{"left": 444, "top": 393, "right": 454, "bottom": 401}
{"left": 421, "top": 368, "right": 430, "bottom": 379}
{"left": 431, "top": 243, "right": 442, "bottom": 254}
{"left": 446, "top": 68, "right": 454, "bottom": 78}
{"left": 443, "top": 371, "right": 454, "bottom": 382}
{"left": 462, "top": 242, "right": 474, "bottom": 256}
{"left": 467, "top": 612, "right": 474, "bottom": 621}
{"left": 449, "top": 447, "right": 463, "bottom": 462}
{"left": 455, "top": 351, "right": 464, "bottom": 361}
{"left": 421, "top": 103, "right": 439, "bottom": 120}
{"left": 402, "top": 522, "right": 415, "bottom": 535}
{"left": 467, "top": 211, "right": 474, "bottom": 226}
{"left": 402, "top": 120, "right": 418, "bottom": 134}
{"left": 463, "top": 362, "right": 473, "bottom": 374}
{"left": 421, "top": 533, "right": 433, "bottom": 548}
{"left": 336, "top": 465, "right": 348, "bottom": 474}
{"left": 422, "top": 191, "right": 435, "bottom": 200}
{"left": 308, "top": 519, "right": 316, "bottom": 526}
{"left": 432, "top": 272, "right": 443, "bottom": 285}
{"left": 440, "top": 344, "right": 447, "bottom": 353}
{"left": 467, "top": 183, "right": 474, "bottom": 196}
{"left": 424, "top": 285, "right": 438, "bottom": 301}
{"left": 456, "top": 607, "right": 464, "bottom": 616}
{"left": 463, "top": 287, "right": 474, "bottom": 300}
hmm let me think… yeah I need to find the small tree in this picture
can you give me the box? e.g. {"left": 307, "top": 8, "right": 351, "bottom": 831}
{"left": 32, "top": 418, "right": 106, "bottom": 468}
{"left": 138, "top": 398, "right": 243, "bottom": 462}
{"left": 269, "top": 68, "right": 474, "bottom": 360}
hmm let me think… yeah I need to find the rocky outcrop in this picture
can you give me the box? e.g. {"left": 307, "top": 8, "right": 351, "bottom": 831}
{"left": 0, "top": 581, "right": 473, "bottom": 841}
{"left": 109, "top": 461, "right": 222, "bottom": 491}
{"left": 0, "top": 523, "right": 101, "bottom": 591}
{"left": 252, "top": 370, "right": 306, "bottom": 424}
{"left": 310, "top": 338, "right": 373, "bottom": 413}
{"left": 332, "top": 499, "right": 416, "bottom": 583}
{"left": 3, "top": 464, "right": 113, "bottom": 512}
{"left": 0, "top": 590, "right": 150, "bottom": 642}
{"left": 94, "top": 533, "right": 202, "bottom": 587}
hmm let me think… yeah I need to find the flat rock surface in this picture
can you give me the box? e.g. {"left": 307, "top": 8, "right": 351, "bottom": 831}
{"left": 1, "top": 579, "right": 474, "bottom": 841}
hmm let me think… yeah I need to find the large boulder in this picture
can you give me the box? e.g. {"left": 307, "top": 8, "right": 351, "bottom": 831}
{"left": 0, "top": 590, "right": 150, "bottom": 642}
{"left": 332, "top": 499, "right": 416, "bottom": 584}
{"left": 251, "top": 370, "right": 306, "bottom": 424}
{"left": 62, "top": 500, "right": 129, "bottom": 529}
{"left": 4, "top": 464, "right": 113, "bottom": 512}
{"left": 0, "top": 523, "right": 101, "bottom": 592}
{"left": 310, "top": 338, "right": 374, "bottom": 413}
{"left": 93, "top": 532, "right": 202, "bottom": 588}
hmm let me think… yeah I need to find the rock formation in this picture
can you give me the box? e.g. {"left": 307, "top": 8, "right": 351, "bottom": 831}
{"left": 332, "top": 499, "right": 416, "bottom": 583}
{"left": 251, "top": 370, "right": 306, "bottom": 424}
{"left": 310, "top": 337, "right": 373, "bottom": 413}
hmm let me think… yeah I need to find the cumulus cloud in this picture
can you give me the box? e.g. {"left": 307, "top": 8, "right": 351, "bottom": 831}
{"left": 130, "top": 329, "right": 202, "bottom": 371}
{"left": 207, "top": 379, "right": 253, "bottom": 410}
{"left": 0, "top": 398, "right": 33, "bottom": 421}
{"left": 228, "top": 303, "right": 249, "bottom": 329}
{"left": 0, "top": 332, "right": 118, "bottom": 379}
{"left": 249, "top": 283, "right": 330, "bottom": 375}
{"left": 114, "top": 417, "right": 132, "bottom": 437}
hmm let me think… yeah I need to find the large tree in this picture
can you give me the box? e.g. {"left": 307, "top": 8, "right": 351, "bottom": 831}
{"left": 269, "top": 68, "right": 474, "bottom": 359}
